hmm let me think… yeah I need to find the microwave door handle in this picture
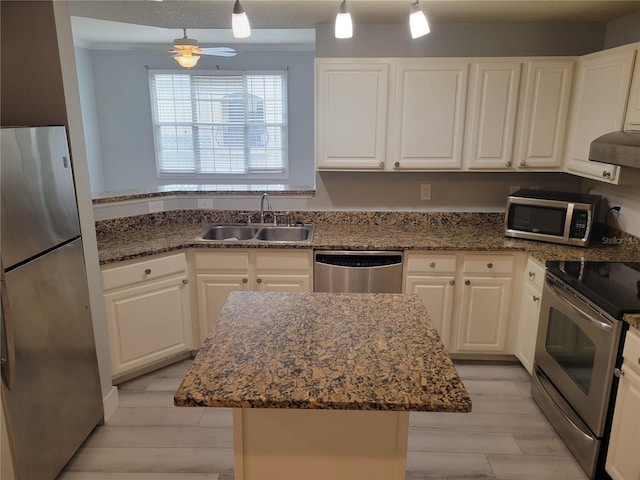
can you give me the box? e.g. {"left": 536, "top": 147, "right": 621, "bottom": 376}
{"left": 563, "top": 204, "right": 574, "bottom": 243}
{"left": 546, "top": 279, "right": 613, "bottom": 333}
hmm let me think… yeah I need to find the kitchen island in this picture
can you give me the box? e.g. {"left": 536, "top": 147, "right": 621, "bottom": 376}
{"left": 174, "top": 291, "right": 471, "bottom": 480}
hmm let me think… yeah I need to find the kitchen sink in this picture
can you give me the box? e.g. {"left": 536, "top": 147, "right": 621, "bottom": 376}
{"left": 196, "top": 224, "right": 314, "bottom": 243}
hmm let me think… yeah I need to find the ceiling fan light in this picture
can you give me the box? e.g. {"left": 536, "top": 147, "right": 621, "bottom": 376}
{"left": 232, "top": 0, "right": 251, "bottom": 39}
{"left": 174, "top": 54, "right": 200, "bottom": 68}
{"left": 410, "top": 1, "right": 430, "bottom": 39}
{"left": 335, "top": 0, "right": 353, "bottom": 39}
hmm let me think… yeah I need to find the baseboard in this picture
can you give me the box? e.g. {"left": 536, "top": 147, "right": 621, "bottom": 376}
{"left": 102, "top": 386, "right": 119, "bottom": 424}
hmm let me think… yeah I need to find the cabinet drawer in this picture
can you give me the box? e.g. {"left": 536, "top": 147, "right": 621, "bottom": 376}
{"left": 255, "top": 250, "right": 312, "bottom": 272}
{"left": 405, "top": 253, "right": 457, "bottom": 274}
{"left": 524, "top": 256, "right": 545, "bottom": 290}
{"left": 102, "top": 253, "right": 187, "bottom": 291}
{"left": 623, "top": 328, "right": 640, "bottom": 373}
{"left": 195, "top": 250, "right": 249, "bottom": 272}
{"left": 462, "top": 254, "right": 513, "bottom": 274}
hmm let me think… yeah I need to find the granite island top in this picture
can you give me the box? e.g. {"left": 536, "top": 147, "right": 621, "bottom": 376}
{"left": 174, "top": 291, "right": 472, "bottom": 413}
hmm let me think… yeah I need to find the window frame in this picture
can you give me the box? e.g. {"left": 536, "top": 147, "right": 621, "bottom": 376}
{"left": 148, "top": 69, "right": 289, "bottom": 180}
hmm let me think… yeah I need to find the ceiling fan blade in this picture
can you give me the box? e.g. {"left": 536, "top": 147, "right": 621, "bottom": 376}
{"left": 199, "top": 47, "right": 237, "bottom": 57}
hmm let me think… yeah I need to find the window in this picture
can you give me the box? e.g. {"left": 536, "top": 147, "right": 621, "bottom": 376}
{"left": 149, "top": 71, "right": 287, "bottom": 177}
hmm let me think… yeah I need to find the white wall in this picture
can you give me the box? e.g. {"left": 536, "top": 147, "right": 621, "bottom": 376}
{"left": 83, "top": 47, "right": 315, "bottom": 192}
{"left": 604, "top": 11, "right": 640, "bottom": 49}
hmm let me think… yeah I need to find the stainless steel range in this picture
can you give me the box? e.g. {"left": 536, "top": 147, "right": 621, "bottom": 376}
{"left": 532, "top": 261, "right": 640, "bottom": 479}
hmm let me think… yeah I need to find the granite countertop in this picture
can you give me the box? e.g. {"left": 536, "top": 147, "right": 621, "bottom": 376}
{"left": 174, "top": 291, "right": 472, "bottom": 412}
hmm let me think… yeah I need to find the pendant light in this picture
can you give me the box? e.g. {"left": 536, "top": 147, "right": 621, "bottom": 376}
{"left": 232, "top": 0, "right": 251, "bottom": 39}
{"left": 335, "top": 0, "right": 353, "bottom": 39}
{"left": 174, "top": 54, "right": 200, "bottom": 68}
{"left": 410, "top": 0, "right": 430, "bottom": 39}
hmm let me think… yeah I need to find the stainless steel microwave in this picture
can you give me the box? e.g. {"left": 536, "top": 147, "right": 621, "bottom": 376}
{"left": 505, "top": 189, "right": 602, "bottom": 247}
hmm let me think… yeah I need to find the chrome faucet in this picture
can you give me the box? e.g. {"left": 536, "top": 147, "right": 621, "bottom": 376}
{"left": 259, "top": 193, "right": 272, "bottom": 224}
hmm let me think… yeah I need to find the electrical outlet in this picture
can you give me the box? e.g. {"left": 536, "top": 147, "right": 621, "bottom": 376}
{"left": 509, "top": 185, "right": 521, "bottom": 194}
{"left": 197, "top": 198, "right": 214, "bottom": 209}
{"left": 420, "top": 184, "right": 432, "bottom": 200}
{"left": 148, "top": 200, "right": 164, "bottom": 213}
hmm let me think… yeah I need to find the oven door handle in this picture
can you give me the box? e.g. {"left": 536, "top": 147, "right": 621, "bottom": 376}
{"left": 546, "top": 278, "right": 613, "bottom": 333}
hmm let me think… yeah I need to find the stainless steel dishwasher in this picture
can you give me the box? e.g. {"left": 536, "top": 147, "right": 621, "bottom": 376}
{"left": 314, "top": 251, "right": 403, "bottom": 293}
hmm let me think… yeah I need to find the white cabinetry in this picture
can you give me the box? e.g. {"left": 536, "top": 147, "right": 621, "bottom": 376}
{"left": 514, "top": 60, "right": 574, "bottom": 169}
{"left": 453, "top": 255, "right": 514, "bottom": 353}
{"left": 564, "top": 45, "right": 636, "bottom": 183}
{"left": 514, "top": 256, "right": 545, "bottom": 374}
{"left": 606, "top": 327, "right": 640, "bottom": 480}
{"left": 404, "top": 253, "right": 457, "bottom": 348}
{"left": 625, "top": 47, "right": 640, "bottom": 131}
{"left": 465, "top": 61, "right": 522, "bottom": 169}
{"left": 101, "top": 253, "right": 192, "bottom": 380}
{"left": 404, "top": 252, "right": 515, "bottom": 354}
{"left": 391, "top": 61, "right": 468, "bottom": 169}
{"left": 315, "top": 62, "right": 389, "bottom": 169}
{"left": 194, "top": 249, "right": 312, "bottom": 342}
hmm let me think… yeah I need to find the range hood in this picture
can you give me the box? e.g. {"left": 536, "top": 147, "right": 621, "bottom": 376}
{"left": 589, "top": 130, "right": 640, "bottom": 169}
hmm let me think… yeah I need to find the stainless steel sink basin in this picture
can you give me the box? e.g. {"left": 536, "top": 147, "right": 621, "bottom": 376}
{"left": 256, "top": 226, "right": 314, "bottom": 242}
{"left": 196, "top": 224, "right": 314, "bottom": 243}
{"left": 197, "top": 225, "right": 259, "bottom": 241}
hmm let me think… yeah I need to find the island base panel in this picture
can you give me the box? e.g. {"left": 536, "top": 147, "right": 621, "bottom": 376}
{"left": 232, "top": 408, "right": 409, "bottom": 480}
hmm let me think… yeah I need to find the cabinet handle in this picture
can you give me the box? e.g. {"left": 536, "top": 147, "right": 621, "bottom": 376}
{"left": 394, "top": 161, "right": 400, "bottom": 168}
{"left": 256, "top": 278, "right": 263, "bottom": 284}
{"left": 602, "top": 170, "right": 612, "bottom": 178}
{"left": 532, "top": 295, "right": 540, "bottom": 302}
{"left": 449, "top": 279, "right": 455, "bottom": 285}
{"left": 505, "top": 161, "right": 512, "bottom": 167}
{"left": 242, "top": 278, "right": 248, "bottom": 284}
{"left": 487, "top": 262, "right": 493, "bottom": 269}
{"left": 614, "top": 368, "right": 625, "bottom": 378}
{"left": 465, "top": 280, "right": 471, "bottom": 286}
{"left": 529, "top": 271, "right": 535, "bottom": 278}
{"left": 379, "top": 162, "right": 384, "bottom": 168}
{"left": 519, "top": 160, "right": 526, "bottom": 167}
{"left": 182, "top": 279, "right": 189, "bottom": 285}
{"left": 144, "top": 268, "right": 151, "bottom": 275}
{"left": 430, "top": 262, "right": 436, "bottom": 268}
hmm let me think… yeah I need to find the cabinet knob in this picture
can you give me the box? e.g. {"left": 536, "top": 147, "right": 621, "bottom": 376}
{"left": 394, "top": 161, "right": 400, "bottom": 168}
{"left": 449, "top": 279, "right": 455, "bottom": 285}
{"left": 256, "top": 278, "right": 263, "bottom": 284}
{"left": 487, "top": 262, "right": 493, "bottom": 269}
{"left": 532, "top": 295, "right": 540, "bottom": 302}
{"left": 242, "top": 278, "right": 248, "bottom": 284}
{"left": 602, "top": 170, "right": 612, "bottom": 178}
{"left": 505, "top": 161, "right": 512, "bottom": 167}
{"left": 430, "top": 262, "right": 436, "bottom": 268}
{"left": 144, "top": 269, "right": 151, "bottom": 275}
{"left": 182, "top": 279, "right": 189, "bottom": 285}
{"left": 519, "top": 160, "right": 526, "bottom": 167}
{"left": 379, "top": 162, "right": 384, "bottom": 168}
{"left": 529, "top": 271, "right": 535, "bottom": 278}
{"left": 614, "top": 368, "right": 625, "bottom": 378}
{"left": 465, "top": 280, "right": 471, "bottom": 286}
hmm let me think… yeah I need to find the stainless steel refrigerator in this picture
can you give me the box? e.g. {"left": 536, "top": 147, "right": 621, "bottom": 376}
{"left": 1, "top": 126, "right": 103, "bottom": 479}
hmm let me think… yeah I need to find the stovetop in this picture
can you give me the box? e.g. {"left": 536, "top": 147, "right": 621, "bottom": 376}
{"left": 546, "top": 261, "right": 640, "bottom": 320}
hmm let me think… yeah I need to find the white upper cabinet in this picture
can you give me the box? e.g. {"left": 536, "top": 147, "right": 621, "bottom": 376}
{"left": 514, "top": 60, "right": 574, "bottom": 170}
{"left": 391, "top": 61, "right": 469, "bottom": 169}
{"left": 316, "top": 61, "right": 389, "bottom": 169}
{"left": 625, "top": 48, "right": 640, "bottom": 131}
{"left": 465, "top": 61, "right": 522, "bottom": 169}
{"left": 564, "top": 45, "right": 636, "bottom": 183}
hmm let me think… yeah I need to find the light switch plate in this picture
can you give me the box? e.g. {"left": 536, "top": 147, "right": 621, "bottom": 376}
{"left": 420, "top": 184, "right": 432, "bottom": 200}
{"left": 148, "top": 200, "right": 164, "bottom": 213}
{"left": 197, "top": 198, "right": 214, "bottom": 209}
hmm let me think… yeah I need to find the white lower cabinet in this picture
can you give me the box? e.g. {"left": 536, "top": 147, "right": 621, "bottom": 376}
{"left": 606, "top": 328, "right": 640, "bottom": 480}
{"left": 101, "top": 253, "right": 193, "bottom": 380}
{"left": 514, "top": 257, "right": 544, "bottom": 374}
{"left": 404, "top": 252, "right": 515, "bottom": 354}
{"left": 194, "top": 249, "right": 312, "bottom": 342}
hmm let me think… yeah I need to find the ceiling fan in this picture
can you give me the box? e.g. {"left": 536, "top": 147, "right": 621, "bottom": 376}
{"left": 170, "top": 28, "right": 237, "bottom": 68}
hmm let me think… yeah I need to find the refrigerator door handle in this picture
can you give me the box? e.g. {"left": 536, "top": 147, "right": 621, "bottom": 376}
{"left": 1, "top": 260, "right": 16, "bottom": 390}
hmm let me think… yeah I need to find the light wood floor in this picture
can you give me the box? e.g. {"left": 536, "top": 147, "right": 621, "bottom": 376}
{"left": 59, "top": 360, "right": 588, "bottom": 480}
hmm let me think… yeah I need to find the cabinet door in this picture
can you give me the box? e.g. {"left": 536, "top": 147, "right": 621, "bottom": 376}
{"left": 454, "top": 275, "right": 512, "bottom": 353}
{"left": 104, "top": 276, "right": 192, "bottom": 378}
{"left": 515, "top": 60, "right": 574, "bottom": 169}
{"left": 391, "top": 61, "right": 468, "bottom": 169}
{"left": 465, "top": 61, "right": 522, "bottom": 169}
{"left": 256, "top": 274, "right": 311, "bottom": 293}
{"left": 405, "top": 275, "right": 455, "bottom": 348}
{"left": 195, "top": 273, "right": 249, "bottom": 342}
{"left": 606, "top": 363, "right": 640, "bottom": 480}
{"left": 624, "top": 45, "right": 640, "bottom": 131}
{"left": 565, "top": 48, "right": 635, "bottom": 183}
{"left": 515, "top": 282, "right": 542, "bottom": 374}
{"left": 316, "top": 62, "right": 389, "bottom": 169}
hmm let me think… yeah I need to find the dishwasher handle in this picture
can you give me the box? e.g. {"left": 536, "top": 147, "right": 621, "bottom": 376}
{"left": 314, "top": 251, "right": 403, "bottom": 268}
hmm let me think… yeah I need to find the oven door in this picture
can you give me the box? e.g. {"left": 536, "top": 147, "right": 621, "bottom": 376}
{"left": 534, "top": 273, "right": 623, "bottom": 437}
